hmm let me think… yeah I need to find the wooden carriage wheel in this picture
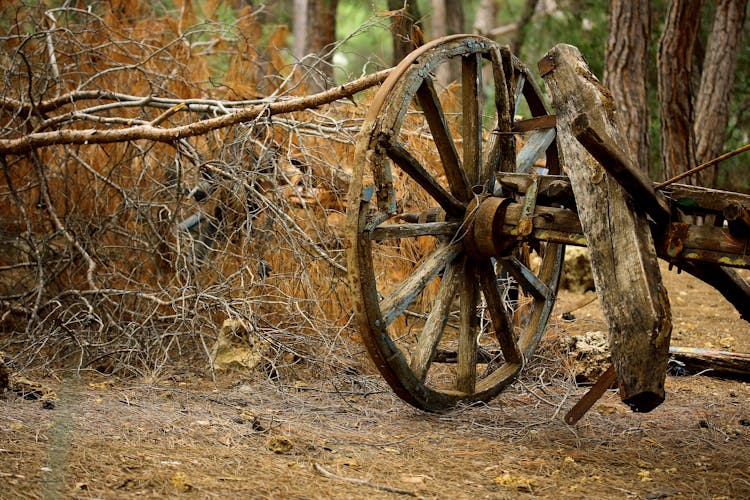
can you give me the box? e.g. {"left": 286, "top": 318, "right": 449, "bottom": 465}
{"left": 346, "top": 35, "right": 564, "bottom": 412}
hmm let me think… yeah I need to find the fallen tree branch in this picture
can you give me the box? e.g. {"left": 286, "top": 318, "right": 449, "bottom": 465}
{"left": 669, "top": 346, "right": 750, "bottom": 381}
{"left": 0, "top": 68, "right": 391, "bottom": 155}
{"left": 313, "top": 463, "right": 417, "bottom": 497}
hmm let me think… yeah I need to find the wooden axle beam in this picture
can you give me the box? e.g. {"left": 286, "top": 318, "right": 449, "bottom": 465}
{"left": 372, "top": 200, "right": 750, "bottom": 270}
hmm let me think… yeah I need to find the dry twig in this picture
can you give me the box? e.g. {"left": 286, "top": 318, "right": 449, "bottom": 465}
{"left": 313, "top": 463, "right": 418, "bottom": 497}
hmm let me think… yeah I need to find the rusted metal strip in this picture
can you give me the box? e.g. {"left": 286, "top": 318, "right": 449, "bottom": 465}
{"left": 662, "top": 222, "right": 690, "bottom": 258}
{"left": 511, "top": 115, "right": 557, "bottom": 133}
{"left": 537, "top": 53, "right": 555, "bottom": 77}
{"left": 654, "top": 142, "right": 750, "bottom": 190}
{"left": 564, "top": 364, "right": 617, "bottom": 425}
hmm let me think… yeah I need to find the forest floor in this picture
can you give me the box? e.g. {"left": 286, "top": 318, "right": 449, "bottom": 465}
{"left": 1, "top": 264, "right": 749, "bottom": 499}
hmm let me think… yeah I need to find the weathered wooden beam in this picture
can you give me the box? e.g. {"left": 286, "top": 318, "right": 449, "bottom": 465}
{"left": 496, "top": 172, "right": 576, "bottom": 207}
{"left": 499, "top": 175, "right": 750, "bottom": 222}
{"left": 564, "top": 365, "right": 618, "bottom": 425}
{"left": 515, "top": 128, "right": 557, "bottom": 174}
{"left": 669, "top": 346, "right": 750, "bottom": 381}
{"left": 434, "top": 346, "right": 750, "bottom": 382}
{"left": 540, "top": 44, "right": 672, "bottom": 413}
{"left": 572, "top": 112, "right": 671, "bottom": 227}
{"left": 511, "top": 114, "right": 557, "bottom": 133}
{"left": 662, "top": 185, "right": 750, "bottom": 215}
{"left": 659, "top": 222, "right": 750, "bottom": 268}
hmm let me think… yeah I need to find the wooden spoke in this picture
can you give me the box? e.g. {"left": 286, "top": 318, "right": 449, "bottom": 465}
{"left": 462, "top": 53, "right": 482, "bottom": 186}
{"left": 369, "top": 221, "right": 460, "bottom": 241}
{"left": 481, "top": 133, "right": 501, "bottom": 186}
{"left": 478, "top": 259, "right": 521, "bottom": 364}
{"left": 513, "top": 73, "right": 526, "bottom": 115}
{"left": 379, "top": 242, "right": 462, "bottom": 327}
{"left": 416, "top": 79, "right": 469, "bottom": 200}
{"left": 409, "top": 260, "right": 462, "bottom": 381}
{"left": 500, "top": 255, "right": 550, "bottom": 301}
{"left": 519, "top": 70, "right": 561, "bottom": 175}
{"left": 457, "top": 256, "right": 480, "bottom": 393}
{"left": 499, "top": 46, "right": 515, "bottom": 108}
{"left": 483, "top": 46, "right": 515, "bottom": 181}
{"left": 384, "top": 141, "right": 466, "bottom": 216}
{"left": 516, "top": 128, "right": 556, "bottom": 174}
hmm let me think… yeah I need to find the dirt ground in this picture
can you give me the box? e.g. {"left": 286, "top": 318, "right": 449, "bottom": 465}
{"left": 2, "top": 264, "right": 749, "bottom": 499}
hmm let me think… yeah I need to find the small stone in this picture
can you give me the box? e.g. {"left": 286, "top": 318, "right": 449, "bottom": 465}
{"left": 560, "top": 247, "right": 595, "bottom": 293}
{"left": 267, "top": 435, "right": 293, "bottom": 454}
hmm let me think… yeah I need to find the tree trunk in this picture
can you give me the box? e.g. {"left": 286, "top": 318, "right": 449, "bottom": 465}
{"left": 511, "top": 0, "right": 539, "bottom": 57}
{"left": 300, "top": 0, "right": 338, "bottom": 93}
{"left": 472, "top": 0, "right": 499, "bottom": 92}
{"left": 292, "top": 0, "right": 308, "bottom": 61}
{"left": 693, "top": 0, "right": 748, "bottom": 186}
{"left": 431, "top": 0, "right": 448, "bottom": 86}
{"left": 431, "top": 0, "right": 446, "bottom": 40}
{"left": 431, "top": 0, "right": 464, "bottom": 85}
{"left": 388, "top": 0, "right": 422, "bottom": 65}
{"left": 445, "top": 1, "right": 464, "bottom": 37}
{"left": 603, "top": 0, "right": 651, "bottom": 174}
{"left": 445, "top": 0, "right": 464, "bottom": 83}
{"left": 473, "top": 0, "right": 498, "bottom": 36}
{"left": 656, "top": 0, "right": 704, "bottom": 184}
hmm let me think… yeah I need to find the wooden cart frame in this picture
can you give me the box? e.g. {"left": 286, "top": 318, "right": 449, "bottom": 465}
{"left": 344, "top": 36, "right": 750, "bottom": 421}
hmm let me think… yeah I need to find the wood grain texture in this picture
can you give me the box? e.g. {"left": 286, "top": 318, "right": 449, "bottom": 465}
{"left": 541, "top": 44, "right": 672, "bottom": 412}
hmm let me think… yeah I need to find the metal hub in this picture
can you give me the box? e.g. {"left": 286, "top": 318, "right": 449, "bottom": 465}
{"left": 464, "top": 196, "right": 516, "bottom": 259}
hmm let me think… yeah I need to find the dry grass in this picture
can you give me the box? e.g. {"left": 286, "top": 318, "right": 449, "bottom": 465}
{"left": 1, "top": 365, "right": 748, "bottom": 499}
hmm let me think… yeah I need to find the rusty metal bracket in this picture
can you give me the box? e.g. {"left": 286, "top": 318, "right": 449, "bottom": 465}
{"left": 564, "top": 364, "right": 618, "bottom": 425}
{"left": 537, "top": 53, "right": 556, "bottom": 77}
{"left": 662, "top": 222, "right": 690, "bottom": 259}
{"left": 517, "top": 175, "right": 539, "bottom": 237}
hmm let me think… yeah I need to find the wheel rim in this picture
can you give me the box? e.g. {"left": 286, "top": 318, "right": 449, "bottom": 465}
{"left": 346, "top": 36, "right": 564, "bottom": 412}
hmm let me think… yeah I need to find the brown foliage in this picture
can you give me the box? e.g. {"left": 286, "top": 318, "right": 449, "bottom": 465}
{"left": 0, "top": 2, "right": 361, "bottom": 376}
{"left": 0, "top": 2, "right": 470, "bottom": 383}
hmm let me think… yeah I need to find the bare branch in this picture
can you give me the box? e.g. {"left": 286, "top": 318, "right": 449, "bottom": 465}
{"left": 0, "top": 69, "right": 390, "bottom": 155}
